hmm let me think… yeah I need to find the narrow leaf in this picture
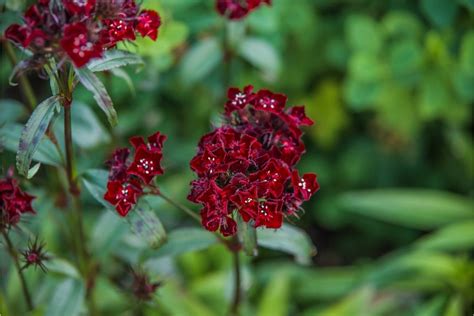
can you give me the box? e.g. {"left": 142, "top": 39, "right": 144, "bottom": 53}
{"left": 126, "top": 199, "right": 167, "bottom": 249}
{"left": 16, "top": 96, "right": 60, "bottom": 177}
{"left": 74, "top": 67, "right": 118, "bottom": 126}
{"left": 257, "top": 224, "right": 317, "bottom": 265}
{"left": 44, "top": 258, "right": 81, "bottom": 279}
{"left": 337, "top": 189, "right": 474, "bottom": 229}
{"left": 87, "top": 50, "right": 144, "bottom": 72}
{"left": 415, "top": 220, "right": 474, "bottom": 251}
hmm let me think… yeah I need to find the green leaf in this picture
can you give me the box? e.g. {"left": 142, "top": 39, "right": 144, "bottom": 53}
{"left": 45, "top": 279, "right": 85, "bottom": 316}
{"left": 87, "top": 50, "right": 144, "bottom": 72}
{"left": 110, "top": 68, "right": 135, "bottom": 95}
{"left": 16, "top": 95, "right": 60, "bottom": 177}
{"left": 337, "top": 189, "right": 474, "bottom": 229}
{"left": 0, "top": 99, "right": 25, "bottom": 126}
{"left": 44, "top": 258, "right": 81, "bottom": 279}
{"left": 443, "top": 295, "right": 463, "bottom": 316}
{"left": 149, "top": 228, "right": 218, "bottom": 258}
{"left": 317, "top": 287, "right": 374, "bottom": 316}
{"left": 238, "top": 218, "right": 258, "bottom": 256}
{"left": 74, "top": 67, "right": 117, "bottom": 126}
{"left": 126, "top": 199, "right": 167, "bottom": 249}
{"left": 420, "top": 0, "right": 459, "bottom": 27}
{"left": 415, "top": 220, "right": 474, "bottom": 251}
{"left": 415, "top": 295, "right": 447, "bottom": 316}
{"left": 257, "top": 272, "right": 290, "bottom": 316}
{"left": 0, "top": 123, "right": 62, "bottom": 167}
{"left": 55, "top": 101, "right": 110, "bottom": 149}
{"left": 180, "top": 37, "right": 222, "bottom": 85}
{"left": 257, "top": 224, "right": 316, "bottom": 265}
{"left": 238, "top": 37, "right": 280, "bottom": 80}
{"left": 91, "top": 210, "right": 128, "bottom": 259}
{"left": 81, "top": 169, "right": 110, "bottom": 208}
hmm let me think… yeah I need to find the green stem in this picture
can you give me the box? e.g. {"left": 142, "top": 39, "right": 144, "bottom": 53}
{"left": 229, "top": 249, "right": 241, "bottom": 316}
{"left": 2, "top": 231, "right": 33, "bottom": 310}
{"left": 157, "top": 191, "right": 201, "bottom": 222}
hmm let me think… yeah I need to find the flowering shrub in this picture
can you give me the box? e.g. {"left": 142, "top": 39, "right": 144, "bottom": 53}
{"left": 0, "top": 171, "right": 36, "bottom": 230}
{"left": 5, "top": 0, "right": 161, "bottom": 67}
{"left": 216, "top": 0, "right": 271, "bottom": 20}
{"left": 104, "top": 132, "right": 166, "bottom": 216}
{"left": 188, "top": 86, "right": 319, "bottom": 236}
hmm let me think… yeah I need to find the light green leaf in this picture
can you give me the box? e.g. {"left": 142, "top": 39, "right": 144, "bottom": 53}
{"left": 87, "top": 50, "right": 144, "bottom": 72}
{"left": 0, "top": 123, "right": 62, "bottom": 167}
{"left": 337, "top": 189, "right": 474, "bottom": 229}
{"left": 45, "top": 279, "right": 85, "bottom": 316}
{"left": 149, "top": 228, "right": 218, "bottom": 258}
{"left": 180, "top": 37, "right": 222, "bottom": 85}
{"left": 44, "top": 258, "right": 81, "bottom": 279}
{"left": 0, "top": 99, "right": 25, "bottom": 126}
{"left": 257, "top": 224, "right": 316, "bottom": 265}
{"left": 74, "top": 67, "right": 117, "bottom": 126}
{"left": 416, "top": 220, "right": 474, "bottom": 251}
{"left": 317, "top": 287, "right": 374, "bottom": 316}
{"left": 91, "top": 211, "right": 128, "bottom": 259}
{"left": 126, "top": 199, "right": 167, "bottom": 249}
{"left": 257, "top": 272, "right": 290, "bottom": 316}
{"left": 443, "top": 295, "right": 463, "bottom": 316}
{"left": 27, "top": 162, "right": 41, "bottom": 179}
{"left": 238, "top": 37, "right": 280, "bottom": 80}
{"left": 16, "top": 95, "right": 60, "bottom": 177}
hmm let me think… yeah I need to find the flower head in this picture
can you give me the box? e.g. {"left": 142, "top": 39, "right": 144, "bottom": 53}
{"left": 4, "top": 0, "right": 162, "bottom": 68}
{"left": 216, "top": 0, "right": 271, "bottom": 20}
{"left": 188, "top": 86, "right": 319, "bottom": 236}
{"left": 104, "top": 132, "right": 166, "bottom": 216}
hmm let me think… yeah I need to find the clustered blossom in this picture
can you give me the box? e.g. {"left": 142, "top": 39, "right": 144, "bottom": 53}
{"left": 0, "top": 171, "right": 36, "bottom": 229}
{"left": 5, "top": 0, "right": 161, "bottom": 67}
{"left": 216, "top": 0, "right": 271, "bottom": 19}
{"left": 131, "top": 269, "right": 162, "bottom": 301}
{"left": 188, "top": 86, "right": 319, "bottom": 236}
{"left": 104, "top": 132, "right": 166, "bottom": 217}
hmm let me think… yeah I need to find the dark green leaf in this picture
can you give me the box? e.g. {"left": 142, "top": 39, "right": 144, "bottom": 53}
{"left": 87, "top": 50, "right": 144, "bottom": 72}
{"left": 257, "top": 224, "right": 316, "bottom": 265}
{"left": 16, "top": 95, "right": 60, "bottom": 177}
{"left": 74, "top": 67, "right": 117, "bottom": 126}
{"left": 0, "top": 99, "right": 25, "bottom": 126}
{"left": 420, "top": 0, "right": 459, "bottom": 27}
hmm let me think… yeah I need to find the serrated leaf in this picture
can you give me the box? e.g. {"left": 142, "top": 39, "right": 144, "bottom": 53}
{"left": 337, "top": 189, "right": 474, "bottom": 229}
{"left": 45, "top": 279, "right": 84, "bottom": 316}
{"left": 74, "top": 67, "right": 117, "bottom": 126}
{"left": 16, "top": 95, "right": 60, "bottom": 177}
{"left": 257, "top": 224, "right": 316, "bottom": 265}
{"left": 87, "top": 50, "right": 144, "bottom": 72}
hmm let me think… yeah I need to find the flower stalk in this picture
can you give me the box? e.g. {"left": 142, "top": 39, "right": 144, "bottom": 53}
{"left": 230, "top": 248, "right": 242, "bottom": 316}
{"left": 1, "top": 231, "right": 33, "bottom": 310}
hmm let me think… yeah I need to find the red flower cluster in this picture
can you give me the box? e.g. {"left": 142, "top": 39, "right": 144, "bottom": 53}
{"left": 0, "top": 173, "right": 36, "bottom": 229}
{"left": 216, "top": 0, "right": 271, "bottom": 19}
{"left": 188, "top": 86, "right": 319, "bottom": 236}
{"left": 5, "top": 0, "right": 161, "bottom": 67}
{"left": 104, "top": 132, "right": 166, "bottom": 217}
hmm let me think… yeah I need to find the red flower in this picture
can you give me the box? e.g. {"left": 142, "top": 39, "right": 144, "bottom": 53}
{"left": 63, "top": 0, "right": 96, "bottom": 16}
{"left": 252, "top": 89, "right": 287, "bottom": 113}
{"left": 216, "top": 0, "right": 271, "bottom": 20}
{"left": 61, "top": 22, "right": 103, "bottom": 67}
{"left": 103, "top": 180, "right": 142, "bottom": 216}
{"left": 287, "top": 106, "right": 314, "bottom": 126}
{"left": 130, "top": 131, "right": 167, "bottom": 151}
{"left": 21, "top": 237, "right": 49, "bottom": 272}
{"left": 292, "top": 171, "right": 319, "bottom": 201}
{"left": 135, "top": 10, "right": 161, "bottom": 41}
{"left": 0, "top": 176, "right": 36, "bottom": 228}
{"left": 5, "top": 24, "right": 29, "bottom": 47}
{"left": 102, "top": 19, "right": 136, "bottom": 46}
{"left": 225, "top": 85, "right": 255, "bottom": 113}
{"left": 127, "top": 146, "right": 164, "bottom": 184}
{"left": 105, "top": 148, "right": 130, "bottom": 181}
{"left": 255, "top": 199, "right": 282, "bottom": 228}
{"left": 250, "top": 158, "right": 290, "bottom": 198}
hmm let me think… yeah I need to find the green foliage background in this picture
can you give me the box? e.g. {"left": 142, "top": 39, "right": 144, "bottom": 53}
{"left": 0, "top": 0, "right": 473, "bottom": 315}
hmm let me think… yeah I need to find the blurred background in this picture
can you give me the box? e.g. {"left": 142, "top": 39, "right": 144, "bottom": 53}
{"left": 1, "top": 0, "right": 473, "bottom": 315}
